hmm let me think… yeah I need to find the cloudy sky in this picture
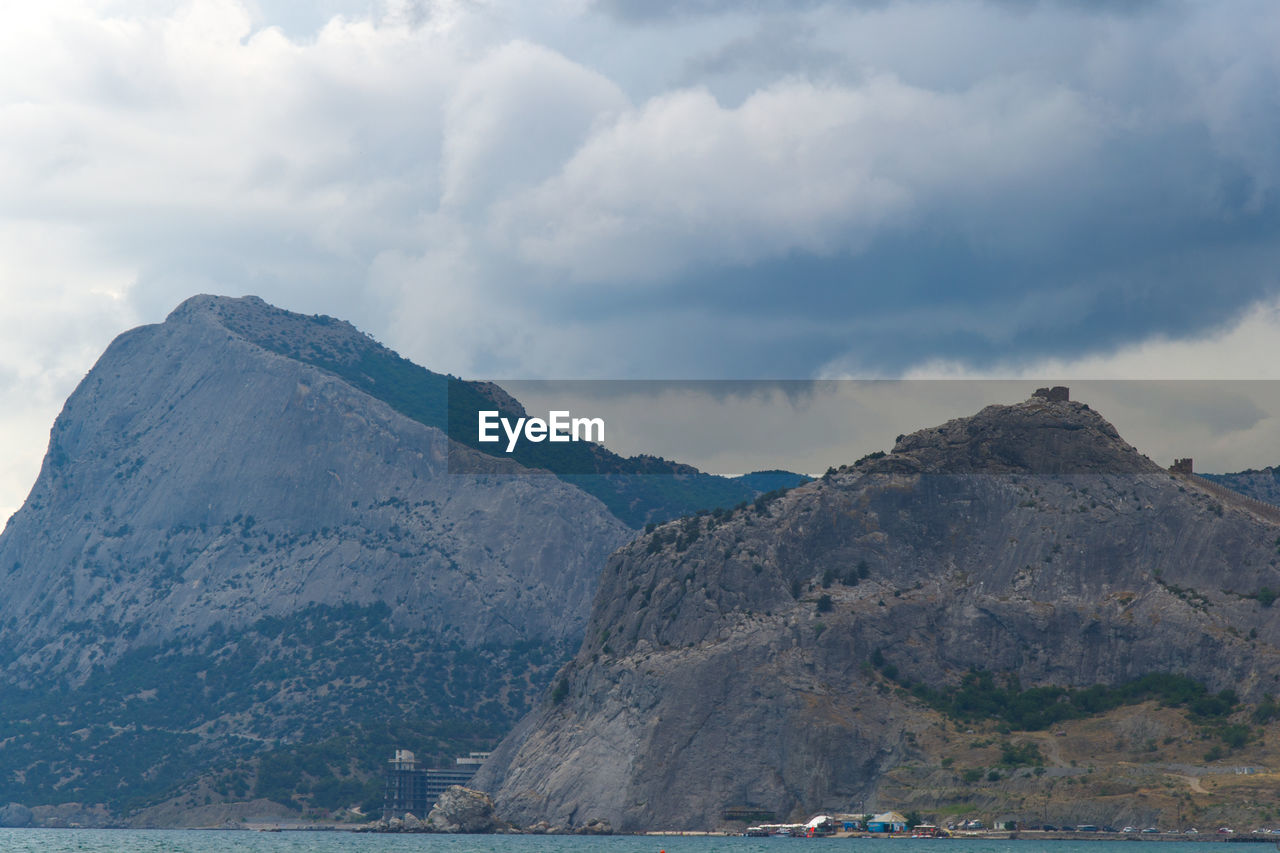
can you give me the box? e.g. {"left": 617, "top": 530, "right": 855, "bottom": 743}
{"left": 3, "top": 0, "right": 1280, "bottom": 518}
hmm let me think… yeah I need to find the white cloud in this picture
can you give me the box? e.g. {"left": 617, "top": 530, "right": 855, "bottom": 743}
{"left": 490, "top": 73, "right": 1098, "bottom": 284}
{"left": 441, "top": 40, "right": 628, "bottom": 210}
{"left": 0, "top": 222, "right": 138, "bottom": 526}
{"left": 2, "top": 0, "right": 1280, "bottom": 517}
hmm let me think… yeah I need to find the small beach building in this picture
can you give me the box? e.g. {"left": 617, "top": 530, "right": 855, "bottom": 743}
{"left": 867, "top": 812, "right": 908, "bottom": 833}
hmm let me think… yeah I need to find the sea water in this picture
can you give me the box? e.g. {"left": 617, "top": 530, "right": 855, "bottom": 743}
{"left": 0, "top": 833, "right": 1239, "bottom": 853}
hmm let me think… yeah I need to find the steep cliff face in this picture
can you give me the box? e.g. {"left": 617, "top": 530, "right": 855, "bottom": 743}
{"left": 0, "top": 295, "right": 641, "bottom": 815}
{"left": 0, "top": 295, "right": 630, "bottom": 682}
{"left": 474, "top": 396, "right": 1280, "bottom": 832}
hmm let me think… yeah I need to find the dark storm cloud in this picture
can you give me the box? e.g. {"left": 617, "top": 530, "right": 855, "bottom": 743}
{"left": 474, "top": 0, "right": 1280, "bottom": 380}
{"left": 5, "top": 0, "right": 1280, "bottom": 518}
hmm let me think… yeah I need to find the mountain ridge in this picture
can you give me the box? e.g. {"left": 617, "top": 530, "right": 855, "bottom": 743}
{"left": 2, "top": 294, "right": 629, "bottom": 681}
{"left": 474, "top": 393, "right": 1280, "bottom": 832}
{"left": 0, "top": 293, "right": 817, "bottom": 821}
{"left": 6, "top": 300, "right": 1279, "bottom": 827}
{"left": 0, "top": 294, "right": 808, "bottom": 821}
{"left": 187, "top": 294, "right": 808, "bottom": 528}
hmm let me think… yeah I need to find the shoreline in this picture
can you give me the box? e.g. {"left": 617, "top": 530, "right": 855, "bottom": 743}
{"left": 12, "top": 821, "right": 1274, "bottom": 840}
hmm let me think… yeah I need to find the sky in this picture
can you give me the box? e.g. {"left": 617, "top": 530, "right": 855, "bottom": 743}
{"left": 3, "top": 0, "right": 1280, "bottom": 519}
{"left": 503, "top": 380, "right": 1280, "bottom": 483}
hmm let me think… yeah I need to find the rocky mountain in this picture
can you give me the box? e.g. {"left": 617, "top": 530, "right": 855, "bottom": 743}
{"left": 474, "top": 392, "right": 1280, "bottom": 832}
{"left": 1, "top": 295, "right": 633, "bottom": 679}
{"left": 0, "top": 295, "right": 793, "bottom": 821}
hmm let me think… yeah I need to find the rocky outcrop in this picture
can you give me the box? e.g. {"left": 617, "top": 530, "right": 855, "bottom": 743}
{"left": 0, "top": 295, "right": 631, "bottom": 682}
{"left": 427, "top": 786, "right": 501, "bottom": 833}
{"left": 575, "top": 817, "right": 613, "bottom": 834}
{"left": 0, "top": 295, "right": 635, "bottom": 812}
{"left": 474, "top": 396, "right": 1280, "bottom": 832}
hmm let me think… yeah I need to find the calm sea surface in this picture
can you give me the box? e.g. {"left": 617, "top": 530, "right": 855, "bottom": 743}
{"left": 0, "top": 833, "right": 1250, "bottom": 853}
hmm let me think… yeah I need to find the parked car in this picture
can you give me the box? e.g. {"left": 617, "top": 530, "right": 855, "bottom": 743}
{"left": 1142, "top": 828, "right": 1160, "bottom": 834}
{"left": 1123, "top": 827, "right": 1138, "bottom": 833}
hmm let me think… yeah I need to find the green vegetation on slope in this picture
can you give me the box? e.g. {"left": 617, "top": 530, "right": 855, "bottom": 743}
{"left": 0, "top": 604, "right": 566, "bottom": 815}
{"left": 909, "top": 669, "right": 1238, "bottom": 731}
{"left": 870, "top": 667, "right": 1255, "bottom": 758}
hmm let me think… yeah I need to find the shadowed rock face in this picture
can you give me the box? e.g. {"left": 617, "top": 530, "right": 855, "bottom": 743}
{"left": 474, "top": 397, "right": 1280, "bottom": 832}
{"left": 0, "top": 294, "right": 631, "bottom": 683}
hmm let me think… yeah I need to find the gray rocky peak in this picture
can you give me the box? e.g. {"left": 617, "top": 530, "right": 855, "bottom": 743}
{"left": 474, "top": 392, "right": 1280, "bottom": 832}
{"left": 883, "top": 396, "right": 1148, "bottom": 475}
{"left": 0, "top": 296, "right": 630, "bottom": 684}
{"left": 0, "top": 295, "right": 635, "bottom": 825}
